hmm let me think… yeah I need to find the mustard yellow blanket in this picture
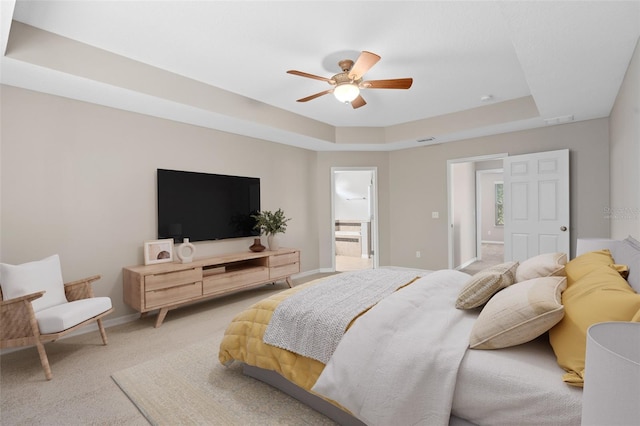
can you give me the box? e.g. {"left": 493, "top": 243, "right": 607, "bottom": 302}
{"left": 218, "top": 278, "right": 326, "bottom": 391}
{"left": 218, "top": 271, "right": 419, "bottom": 391}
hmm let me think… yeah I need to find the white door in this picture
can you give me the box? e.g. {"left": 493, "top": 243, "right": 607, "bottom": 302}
{"left": 504, "top": 149, "right": 570, "bottom": 261}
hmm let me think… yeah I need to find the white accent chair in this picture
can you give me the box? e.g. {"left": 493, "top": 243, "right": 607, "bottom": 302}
{"left": 0, "top": 255, "right": 113, "bottom": 380}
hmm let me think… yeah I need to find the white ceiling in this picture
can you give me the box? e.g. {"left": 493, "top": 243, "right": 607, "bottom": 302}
{"left": 1, "top": 1, "right": 639, "bottom": 151}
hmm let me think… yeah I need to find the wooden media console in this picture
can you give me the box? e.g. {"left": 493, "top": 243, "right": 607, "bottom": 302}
{"left": 123, "top": 248, "right": 300, "bottom": 327}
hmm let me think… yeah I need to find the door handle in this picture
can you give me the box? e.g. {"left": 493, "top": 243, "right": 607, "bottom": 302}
{"left": 560, "top": 226, "right": 567, "bottom": 232}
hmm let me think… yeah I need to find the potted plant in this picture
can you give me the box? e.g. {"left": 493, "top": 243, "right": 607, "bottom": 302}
{"left": 252, "top": 208, "right": 291, "bottom": 250}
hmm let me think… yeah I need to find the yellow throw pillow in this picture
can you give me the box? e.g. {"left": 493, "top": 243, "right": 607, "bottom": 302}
{"left": 455, "top": 262, "right": 519, "bottom": 309}
{"left": 548, "top": 264, "right": 640, "bottom": 387}
{"left": 469, "top": 276, "right": 567, "bottom": 349}
{"left": 564, "top": 249, "right": 615, "bottom": 285}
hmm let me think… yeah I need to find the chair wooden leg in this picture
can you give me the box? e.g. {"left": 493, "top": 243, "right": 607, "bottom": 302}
{"left": 97, "top": 319, "right": 108, "bottom": 345}
{"left": 35, "top": 340, "right": 52, "bottom": 380}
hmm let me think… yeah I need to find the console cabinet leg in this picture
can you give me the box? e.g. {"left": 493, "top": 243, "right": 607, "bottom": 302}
{"left": 155, "top": 307, "right": 169, "bottom": 328}
{"left": 285, "top": 276, "right": 293, "bottom": 288}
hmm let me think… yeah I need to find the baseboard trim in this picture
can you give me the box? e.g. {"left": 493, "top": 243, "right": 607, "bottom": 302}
{"left": 456, "top": 258, "right": 478, "bottom": 271}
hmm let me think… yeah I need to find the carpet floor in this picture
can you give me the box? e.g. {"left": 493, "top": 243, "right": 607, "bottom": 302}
{"left": 111, "top": 338, "right": 336, "bottom": 425}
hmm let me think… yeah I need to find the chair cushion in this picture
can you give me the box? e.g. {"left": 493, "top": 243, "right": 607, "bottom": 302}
{"left": 36, "top": 297, "right": 112, "bottom": 334}
{"left": 0, "top": 254, "right": 68, "bottom": 312}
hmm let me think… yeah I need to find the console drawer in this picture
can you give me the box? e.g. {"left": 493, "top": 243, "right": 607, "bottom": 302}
{"left": 270, "top": 262, "right": 300, "bottom": 280}
{"left": 269, "top": 251, "right": 299, "bottom": 267}
{"left": 145, "top": 281, "right": 202, "bottom": 309}
{"left": 145, "top": 268, "right": 202, "bottom": 291}
{"left": 203, "top": 267, "right": 269, "bottom": 294}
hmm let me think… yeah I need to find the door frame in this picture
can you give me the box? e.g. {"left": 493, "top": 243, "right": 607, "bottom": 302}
{"left": 331, "top": 167, "right": 379, "bottom": 271}
{"left": 475, "top": 168, "right": 505, "bottom": 260}
{"left": 447, "top": 153, "right": 507, "bottom": 269}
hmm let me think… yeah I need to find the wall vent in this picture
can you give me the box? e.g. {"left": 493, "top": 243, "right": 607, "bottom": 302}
{"left": 417, "top": 137, "right": 436, "bottom": 143}
{"left": 544, "top": 114, "right": 574, "bottom": 125}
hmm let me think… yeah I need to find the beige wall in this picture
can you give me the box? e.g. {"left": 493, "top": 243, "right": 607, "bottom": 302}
{"left": 388, "top": 118, "right": 611, "bottom": 270}
{"left": 610, "top": 39, "right": 640, "bottom": 239}
{"left": 0, "top": 86, "right": 319, "bottom": 319}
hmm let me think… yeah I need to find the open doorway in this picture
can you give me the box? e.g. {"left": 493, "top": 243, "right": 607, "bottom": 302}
{"left": 331, "top": 167, "right": 378, "bottom": 272}
{"left": 447, "top": 154, "right": 506, "bottom": 272}
{"left": 465, "top": 168, "right": 505, "bottom": 274}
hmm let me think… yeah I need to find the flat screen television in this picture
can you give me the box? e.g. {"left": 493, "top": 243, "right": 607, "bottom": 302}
{"left": 157, "top": 169, "right": 261, "bottom": 242}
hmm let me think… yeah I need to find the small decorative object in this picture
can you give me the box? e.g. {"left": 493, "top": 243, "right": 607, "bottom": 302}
{"left": 176, "top": 238, "right": 196, "bottom": 263}
{"left": 252, "top": 208, "right": 292, "bottom": 251}
{"left": 143, "top": 239, "right": 174, "bottom": 265}
{"left": 249, "top": 238, "right": 266, "bottom": 252}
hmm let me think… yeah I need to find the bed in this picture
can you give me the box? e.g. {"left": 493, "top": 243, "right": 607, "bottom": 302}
{"left": 219, "top": 236, "right": 640, "bottom": 425}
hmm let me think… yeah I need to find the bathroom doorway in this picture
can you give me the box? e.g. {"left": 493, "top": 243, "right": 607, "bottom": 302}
{"left": 331, "top": 167, "right": 378, "bottom": 272}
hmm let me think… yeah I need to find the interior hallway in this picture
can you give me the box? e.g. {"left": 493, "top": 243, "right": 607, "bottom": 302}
{"left": 460, "top": 243, "right": 504, "bottom": 275}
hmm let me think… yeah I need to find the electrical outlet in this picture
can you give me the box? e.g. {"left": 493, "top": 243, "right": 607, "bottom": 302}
{"left": 416, "top": 251, "right": 421, "bottom": 258}
{"left": 432, "top": 211, "right": 439, "bottom": 219}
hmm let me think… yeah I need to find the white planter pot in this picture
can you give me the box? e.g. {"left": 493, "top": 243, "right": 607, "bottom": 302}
{"left": 267, "top": 234, "right": 280, "bottom": 251}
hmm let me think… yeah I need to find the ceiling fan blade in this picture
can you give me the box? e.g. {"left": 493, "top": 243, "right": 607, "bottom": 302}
{"left": 287, "top": 70, "right": 335, "bottom": 84}
{"left": 296, "top": 89, "right": 333, "bottom": 102}
{"left": 348, "top": 51, "right": 381, "bottom": 80}
{"left": 361, "top": 78, "right": 413, "bottom": 89}
{"left": 351, "top": 95, "right": 367, "bottom": 109}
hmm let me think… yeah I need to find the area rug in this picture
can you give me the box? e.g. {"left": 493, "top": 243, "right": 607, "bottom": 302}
{"left": 111, "top": 338, "right": 335, "bottom": 425}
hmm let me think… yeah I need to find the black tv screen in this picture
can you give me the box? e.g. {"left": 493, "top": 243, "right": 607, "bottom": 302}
{"left": 157, "top": 169, "right": 261, "bottom": 242}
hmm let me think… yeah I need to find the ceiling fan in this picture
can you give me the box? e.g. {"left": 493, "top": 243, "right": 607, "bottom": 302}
{"left": 287, "top": 51, "right": 413, "bottom": 109}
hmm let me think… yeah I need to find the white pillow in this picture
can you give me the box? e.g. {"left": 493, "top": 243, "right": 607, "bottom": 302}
{"left": 516, "top": 252, "right": 567, "bottom": 282}
{"left": 0, "top": 254, "right": 68, "bottom": 312}
{"left": 469, "top": 276, "right": 567, "bottom": 350}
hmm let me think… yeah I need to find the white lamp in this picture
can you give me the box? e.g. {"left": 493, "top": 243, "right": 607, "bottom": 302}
{"left": 581, "top": 322, "right": 640, "bottom": 426}
{"left": 333, "top": 83, "right": 360, "bottom": 103}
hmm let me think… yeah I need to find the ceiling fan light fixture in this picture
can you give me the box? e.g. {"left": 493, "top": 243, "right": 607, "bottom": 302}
{"left": 333, "top": 83, "right": 360, "bottom": 103}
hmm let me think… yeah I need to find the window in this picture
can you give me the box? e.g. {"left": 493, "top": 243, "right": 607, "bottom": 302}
{"left": 495, "top": 182, "right": 504, "bottom": 226}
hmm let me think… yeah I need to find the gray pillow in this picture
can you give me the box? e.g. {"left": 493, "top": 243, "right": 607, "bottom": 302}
{"left": 612, "top": 236, "right": 640, "bottom": 293}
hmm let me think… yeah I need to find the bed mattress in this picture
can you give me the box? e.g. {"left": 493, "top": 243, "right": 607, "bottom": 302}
{"left": 453, "top": 335, "right": 582, "bottom": 425}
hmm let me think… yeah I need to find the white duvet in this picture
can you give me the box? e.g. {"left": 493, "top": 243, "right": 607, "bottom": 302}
{"left": 312, "top": 269, "right": 477, "bottom": 426}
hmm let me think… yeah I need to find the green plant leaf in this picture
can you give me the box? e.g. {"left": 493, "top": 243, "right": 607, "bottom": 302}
{"left": 251, "top": 208, "right": 291, "bottom": 236}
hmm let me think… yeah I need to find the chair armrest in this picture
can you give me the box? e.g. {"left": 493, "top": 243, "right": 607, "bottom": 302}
{"left": 0, "top": 291, "right": 44, "bottom": 342}
{"left": 64, "top": 275, "right": 101, "bottom": 301}
{"left": 0, "top": 291, "right": 45, "bottom": 307}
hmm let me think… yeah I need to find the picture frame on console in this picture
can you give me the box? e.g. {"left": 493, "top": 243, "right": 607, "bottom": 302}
{"left": 143, "top": 239, "right": 174, "bottom": 265}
